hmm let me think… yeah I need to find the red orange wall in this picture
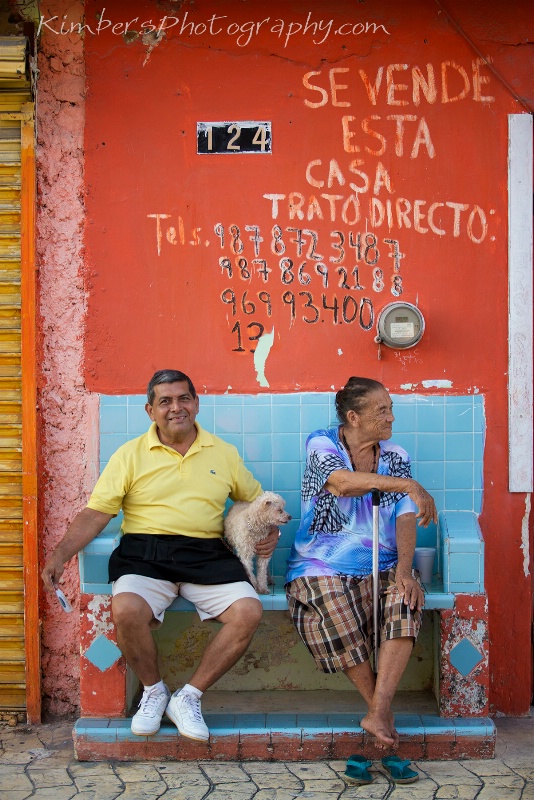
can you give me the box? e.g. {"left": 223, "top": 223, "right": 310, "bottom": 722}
{"left": 37, "top": 0, "right": 533, "bottom": 714}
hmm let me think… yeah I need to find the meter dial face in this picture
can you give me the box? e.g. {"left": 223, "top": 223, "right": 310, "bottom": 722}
{"left": 377, "top": 303, "right": 425, "bottom": 349}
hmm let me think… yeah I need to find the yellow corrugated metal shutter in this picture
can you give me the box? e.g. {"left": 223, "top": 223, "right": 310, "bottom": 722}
{"left": 0, "top": 87, "right": 29, "bottom": 714}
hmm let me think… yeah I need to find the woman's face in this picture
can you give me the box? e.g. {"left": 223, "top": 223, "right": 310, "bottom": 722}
{"left": 354, "top": 387, "right": 395, "bottom": 441}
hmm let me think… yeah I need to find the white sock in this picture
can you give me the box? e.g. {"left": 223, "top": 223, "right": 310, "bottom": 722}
{"left": 181, "top": 683, "right": 203, "bottom": 699}
{"left": 143, "top": 680, "right": 166, "bottom": 694}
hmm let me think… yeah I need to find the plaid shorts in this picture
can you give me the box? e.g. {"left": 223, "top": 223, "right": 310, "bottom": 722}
{"left": 285, "top": 568, "right": 423, "bottom": 673}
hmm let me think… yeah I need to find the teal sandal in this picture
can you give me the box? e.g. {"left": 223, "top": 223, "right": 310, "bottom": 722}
{"left": 381, "top": 755, "right": 419, "bottom": 784}
{"left": 344, "top": 754, "right": 373, "bottom": 785}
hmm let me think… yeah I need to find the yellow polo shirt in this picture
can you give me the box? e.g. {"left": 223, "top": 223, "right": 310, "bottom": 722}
{"left": 87, "top": 422, "right": 262, "bottom": 538}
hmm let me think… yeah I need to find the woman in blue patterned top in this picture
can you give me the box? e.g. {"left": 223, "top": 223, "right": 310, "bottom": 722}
{"left": 285, "top": 377, "right": 437, "bottom": 749}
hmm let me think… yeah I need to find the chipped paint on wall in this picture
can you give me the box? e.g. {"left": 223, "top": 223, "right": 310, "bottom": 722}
{"left": 254, "top": 327, "right": 275, "bottom": 387}
{"left": 422, "top": 379, "right": 453, "bottom": 388}
{"left": 85, "top": 595, "right": 114, "bottom": 638}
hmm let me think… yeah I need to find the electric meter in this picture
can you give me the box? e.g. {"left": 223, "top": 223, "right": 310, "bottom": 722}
{"left": 376, "top": 302, "right": 425, "bottom": 349}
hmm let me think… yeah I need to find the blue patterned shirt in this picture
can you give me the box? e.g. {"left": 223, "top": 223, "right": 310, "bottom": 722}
{"left": 285, "top": 427, "right": 417, "bottom": 581}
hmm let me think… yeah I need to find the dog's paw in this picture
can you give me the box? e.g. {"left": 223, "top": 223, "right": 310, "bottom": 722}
{"left": 256, "top": 584, "right": 270, "bottom": 595}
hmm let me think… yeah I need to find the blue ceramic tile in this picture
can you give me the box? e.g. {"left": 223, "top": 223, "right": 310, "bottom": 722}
{"left": 206, "top": 714, "right": 236, "bottom": 730}
{"left": 417, "top": 462, "right": 445, "bottom": 490}
{"left": 272, "top": 394, "right": 300, "bottom": 405}
{"left": 84, "top": 635, "right": 122, "bottom": 672}
{"left": 100, "top": 395, "right": 128, "bottom": 406}
{"left": 392, "top": 433, "right": 416, "bottom": 456}
{"left": 272, "top": 405, "right": 301, "bottom": 434}
{"left": 446, "top": 404, "right": 474, "bottom": 432}
{"left": 243, "top": 395, "right": 271, "bottom": 406}
{"left": 301, "top": 404, "right": 330, "bottom": 434}
{"left": 214, "top": 405, "right": 243, "bottom": 434}
{"left": 415, "top": 525, "right": 438, "bottom": 549}
{"left": 282, "top": 491, "right": 301, "bottom": 519}
{"left": 453, "top": 718, "right": 494, "bottom": 735}
{"left": 243, "top": 434, "right": 272, "bottom": 462}
{"left": 272, "top": 548, "right": 291, "bottom": 577}
{"left": 417, "top": 434, "right": 445, "bottom": 461}
{"left": 127, "top": 405, "right": 151, "bottom": 435}
{"left": 196, "top": 406, "right": 214, "bottom": 431}
{"left": 273, "top": 461, "right": 301, "bottom": 492}
{"left": 243, "top": 405, "right": 271, "bottom": 433}
{"left": 272, "top": 433, "right": 301, "bottom": 462}
{"left": 416, "top": 404, "right": 445, "bottom": 433}
{"left": 246, "top": 461, "right": 272, "bottom": 490}
{"left": 197, "top": 394, "right": 214, "bottom": 405}
{"left": 444, "top": 490, "right": 474, "bottom": 511}
{"left": 445, "top": 395, "right": 471, "bottom": 405}
{"left": 392, "top": 404, "right": 416, "bottom": 433}
{"left": 391, "top": 393, "right": 416, "bottom": 404}
{"left": 445, "top": 462, "right": 473, "bottom": 490}
{"left": 420, "top": 715, "right": 456, "bottom": 734}
{"left": 100, "top": 405, "right": 127, "bottom": 434}
{"left": 127, "top": 394, "right": 146, "bottom": 406}
{"left": 100, "top": 434, "right": 129, "bottom": 461}
{"left": 445, "top": 433, "right": 473, "bottom": 461}
{"left": 267, "top": 713, "right": 298, "bottom": 730}
{"left": 327, "top": 714, "right": 362, "bottom": 729}
{"left": 473, "top": 491, "right": 482, "bottom": 512}
{"left": 301, "top": 393, "right": 330, "bottom": 404}
{"left": 280, "top": 518, "right": 300, "bottom": 543}
{"left": 213, "top": 395, "right": 242, "bottom": 406}
{"left": 236, "top": 714, "right": 267, "bottom": 730}
{"left": 449, "top": 639, "right": 484, "bottom": 677}
{"left": 447, "top": 581, "right": 480, "bottom": 593}
{"left": 219, "top": 433, "right": 244, "bottom": 455}
{"left": 448, "top": 552, "right": 480, "bottom": 583}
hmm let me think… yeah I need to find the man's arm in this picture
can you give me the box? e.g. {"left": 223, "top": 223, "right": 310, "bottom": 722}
{"left": 394, "top": 511, "right": 424, "bottom": 611}
{"left": 325, "top": 470, "right": 437, "bottom": 527}
{"left": 41, "top": 507, "right": 114, "bottom": 592}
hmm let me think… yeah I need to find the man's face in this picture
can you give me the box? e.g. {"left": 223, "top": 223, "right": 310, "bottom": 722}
{"left": 145, "top": 381, "right": 199, "bottom": 443}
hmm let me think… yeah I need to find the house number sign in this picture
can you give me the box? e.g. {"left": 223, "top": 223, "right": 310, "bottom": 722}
{"left": 197, "top": 121, "right": 272, "bottom": 154}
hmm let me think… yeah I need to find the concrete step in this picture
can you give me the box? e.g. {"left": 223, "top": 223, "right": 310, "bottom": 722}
{"left": 74, "top": 711, "right": 495, "bottom": 762}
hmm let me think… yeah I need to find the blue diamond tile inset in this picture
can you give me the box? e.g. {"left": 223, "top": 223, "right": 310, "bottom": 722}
{"left": 449, "top": 638, "right": 484, "bottom": 677}
{"left": 84, "top": 634, "right": 122, "bottom": 672}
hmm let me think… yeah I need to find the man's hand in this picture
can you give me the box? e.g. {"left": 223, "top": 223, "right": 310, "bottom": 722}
{"left": 255, "top": 526, "right": 280, "bottom": 558}
{"left": 396, "top": 571, "right": 425, "bottom": 611}
{"left": 41, "top": 555, "right": 65, "bottom": 593}
{"left": 406, "top": 482, "right": 437, "bottom": 527}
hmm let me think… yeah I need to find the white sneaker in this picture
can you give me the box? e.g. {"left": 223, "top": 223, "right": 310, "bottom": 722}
{"left": 131, "top": 684, "right": 171, "bottom": 736}
{"left": 165, "top": 689, "right": 209, "bottom": 742}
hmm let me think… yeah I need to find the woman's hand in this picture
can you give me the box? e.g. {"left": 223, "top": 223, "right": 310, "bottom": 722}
{"left": 255, "top": 525, "right": 280, "bottom": 558}
{"left": 396, "top": 570, "right": 425, "bottom": 611}
{"left": 406, "top": 481, "right": 437, "bottom": 527}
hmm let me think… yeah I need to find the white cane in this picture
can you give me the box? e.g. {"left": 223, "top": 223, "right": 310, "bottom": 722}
{"left": 371, "top": 489, "right": 381, "bottom": 673}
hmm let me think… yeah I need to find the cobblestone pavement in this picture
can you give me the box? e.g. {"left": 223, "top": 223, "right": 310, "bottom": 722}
{"left": 0, "top": 716, "right": 532, "bottom": 799}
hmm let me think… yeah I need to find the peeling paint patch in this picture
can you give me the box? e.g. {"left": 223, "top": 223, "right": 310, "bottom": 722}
{"left": 254, "top": 327, "right": 275, "bottom": 387}
{"left": 422, "top": 379, "right": 453, "bottom": 388}
{"left": 142, "top": 30, "right": 165, "bottom": 66}
{"left": 400, "top": 383, "right": 416, "bottom": 390}
{"left": 337, "top": 349, "right": 343, "bottom": 355}
{"left": 86, "top": 595, "right": 114, "bottom": 637}
{"left": 521, "top": 493, "right": 531, "bottom": 577}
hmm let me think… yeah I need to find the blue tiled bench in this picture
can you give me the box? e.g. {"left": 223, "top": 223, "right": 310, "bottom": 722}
{"left": 79, "top": 510, "right": 484, "bottom": 611}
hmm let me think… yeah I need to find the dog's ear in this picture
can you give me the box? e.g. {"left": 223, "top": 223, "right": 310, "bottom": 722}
{"left": 264, "top": 499, "right": 272, "bottom": 505}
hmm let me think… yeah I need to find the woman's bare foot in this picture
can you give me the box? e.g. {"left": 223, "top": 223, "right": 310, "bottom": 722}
{"left": 361, "top": 711, "right": 396, "bottom": 748}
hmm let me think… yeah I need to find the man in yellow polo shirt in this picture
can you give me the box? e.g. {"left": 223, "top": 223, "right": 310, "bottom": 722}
{"left": 41, "top": 369, "right": 279, "bottom": 742}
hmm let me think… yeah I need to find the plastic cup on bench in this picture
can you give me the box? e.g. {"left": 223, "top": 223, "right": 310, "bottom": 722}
{"left": 414, "top": 547, "right": 436, "bottom": 584}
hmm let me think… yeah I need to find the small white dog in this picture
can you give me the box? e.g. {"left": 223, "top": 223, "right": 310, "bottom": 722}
{"left": 224, "top": 492, "right": 291, "bottom": 594}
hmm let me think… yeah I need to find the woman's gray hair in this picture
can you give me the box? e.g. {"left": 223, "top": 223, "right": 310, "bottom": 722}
{"left": 335, "top": 377, "right": 384, "bottom": 423}
{"left": 147, "top": 370, "right": 197, "bottom": 405}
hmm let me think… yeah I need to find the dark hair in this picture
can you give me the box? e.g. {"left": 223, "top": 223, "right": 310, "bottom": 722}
{"left": 147, "top": 370, "right": 197, "bottom": 405}
{"left": 335, "top": 377, "right": 385, "bottom": 423}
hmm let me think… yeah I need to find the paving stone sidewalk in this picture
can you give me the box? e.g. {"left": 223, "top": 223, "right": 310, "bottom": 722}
{"left": 0, "top": 716, "right": 532, "bottom": 799}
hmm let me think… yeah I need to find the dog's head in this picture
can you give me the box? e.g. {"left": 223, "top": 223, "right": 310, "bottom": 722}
{"left": 256, "top": 491, "right": 292, "bottom": 526}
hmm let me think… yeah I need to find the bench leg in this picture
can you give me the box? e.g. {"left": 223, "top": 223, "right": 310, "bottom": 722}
{"left": 80, "top": 593, "right": 137, "bottom": 717}
{"left": 438, "top": 594, "right": 489, "bottom": 717}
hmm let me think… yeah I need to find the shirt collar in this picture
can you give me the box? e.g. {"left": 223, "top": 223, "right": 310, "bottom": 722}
{"left": 147, "top": 421, "right": 214, "bottom": 451}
